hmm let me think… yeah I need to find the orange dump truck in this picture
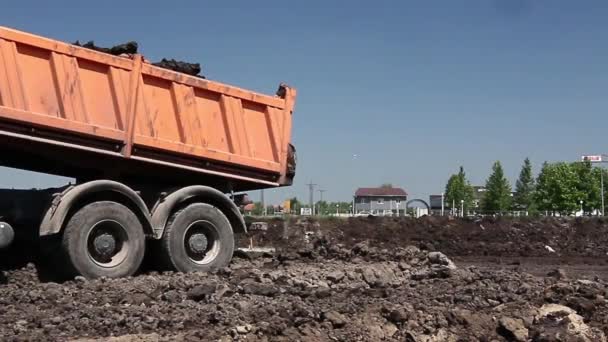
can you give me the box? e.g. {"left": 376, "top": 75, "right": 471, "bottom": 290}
{"left": 0, "top": 26, "right": 297, "bottom": 278}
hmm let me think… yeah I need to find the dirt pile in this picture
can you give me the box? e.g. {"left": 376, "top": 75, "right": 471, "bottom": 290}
{"left": 243, "top": 216, "right": 608, "bottom": 258}
{"left": 2, "top": 242, "right": 608, "bottom": 341}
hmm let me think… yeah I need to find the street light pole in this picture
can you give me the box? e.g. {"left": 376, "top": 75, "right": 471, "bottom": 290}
{"left": 460, "top": 200, "right": 464, "bottom": 217}
{"left": 601, "top": 170, "right": 605, "bottom": 216}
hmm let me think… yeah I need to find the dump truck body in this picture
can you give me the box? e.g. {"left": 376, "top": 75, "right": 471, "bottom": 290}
{"left": 0, "top": 26, "right": 297, "bottom": 192}
{"left": 0, "top": 26, "right": 297, "bottom": 279}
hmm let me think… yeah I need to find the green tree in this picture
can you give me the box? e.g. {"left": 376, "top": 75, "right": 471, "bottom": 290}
{"left": 481, "top": 161, "right": 512, "bottom": 213}
{"left": 534, "top": 160, "right": 606, "bottom": 215}
{"left": 265, "top": 205, "right": 276, "bottom": 215}
{"left": 316, "top": 200, "right": 329, "bottom": 215}
{"left": 572, "top": 160, "right": 601, "bottom": 212}
{"left": 250, "top": 202, "right": 264, "bottom": 216}
{"left": 534, "top": 162, "right": 580, "bottom": 214}
{"left": 601, "top": 168, "right": 608, "bottom": 214}
{"left": 513, "top": 157, "right": 535, "bottom": 211}
{"left": 534, "top": 162, "right": 551, "bottom": 212}
{"left": 327, "top": 202, "right": 352, "bottom": 214}
{"left": 444, "top": 166, "right": 475, "bottom": 212}
{"left": 289, "top": 197, "right": 301, "bottom": 214}
{"left": 380, "top": 183, "right": 394, "bottom": 188}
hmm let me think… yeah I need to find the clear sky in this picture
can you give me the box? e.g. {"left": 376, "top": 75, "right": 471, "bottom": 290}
{"left": 0, "top": 1, "right": 606, "bottom": 205}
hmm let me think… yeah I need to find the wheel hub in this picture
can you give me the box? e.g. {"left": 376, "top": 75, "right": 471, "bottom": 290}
{"left": 93, "top": 233, "right": 117, "bottom": 257}
{"left": 188, "top": 233, "right": 208, "bottom": 254}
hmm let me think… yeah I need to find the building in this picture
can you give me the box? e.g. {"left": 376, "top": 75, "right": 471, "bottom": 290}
{"left": 354, "top": 187, "right": 408, "bottom": 216}
{"left": 429, "top": 186, "right": 516, "bottom": 215}
{"left": 472, "top": 186, "right": 515, "bottom": 209}
{"left": 472, "top": 186, "right": 486, "bottom": 209}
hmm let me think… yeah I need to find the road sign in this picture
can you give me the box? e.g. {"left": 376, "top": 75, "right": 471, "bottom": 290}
{"left": 581, "top": 155, "right": 607, "bottom": 163}
{"left": 300, "top": 207, "right": 312, "bottom": 216}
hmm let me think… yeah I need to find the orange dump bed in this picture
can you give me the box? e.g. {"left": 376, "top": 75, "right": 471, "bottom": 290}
{"left": 0, "top": 26, "right": 296, "bottom": 190}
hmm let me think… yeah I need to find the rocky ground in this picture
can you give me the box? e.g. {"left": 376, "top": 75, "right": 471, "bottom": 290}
{"left": 1, "top": 217, "right": 608, "bottom": 341}
{"left": 241, "top": 216, "right": 608, "bottom": 259}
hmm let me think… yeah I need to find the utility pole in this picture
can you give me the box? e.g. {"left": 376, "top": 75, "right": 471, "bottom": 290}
{"left": 261, "top": 189, "right": 266, "bottom": 216}
{"left": 318, "top": 189, "right": 326, "bottom": 202}
{"left": 307, "top": 181, "right": 317, "bottom": 215}
{"left": 318, "top": 189, "right": 326, "bottom": 216}
{"left": 441, "top": 192, "right": 445, "bottom": 216}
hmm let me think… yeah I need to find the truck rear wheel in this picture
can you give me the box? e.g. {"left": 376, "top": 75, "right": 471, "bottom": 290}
{"left": 61, "top": 201, "right": 146, "bottom": 279}
{"left": 158, "top": 203, "right": 234, "bottom": 273}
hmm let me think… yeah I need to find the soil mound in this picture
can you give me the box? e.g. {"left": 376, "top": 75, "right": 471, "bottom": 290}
{"left": 243, "top": 216, "right": 608, "bottom": 258}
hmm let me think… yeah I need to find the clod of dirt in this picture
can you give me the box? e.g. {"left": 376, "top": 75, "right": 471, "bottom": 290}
{"left": 73, "top": 40, "right": 138, "bottom": 55}
{"left": 497, "top": 317, "right": 528, "bottom": 341}
{"left": 152, "top": 59, "right": 204, "bottom": 78}
{"left": 360, "top": 264, "right": 397, "bottom": 288}
{"left": 240, "top": 282, "right": 279, "bottom": 297}
{"left": 71, "top": 41, "right": 205, "bottom": 78}
{"left": 326, "top": 270, "right": 345, "bottom": 283}
{"left": 428, "top": 251, "right": 457, "bottom": 269}
{"left": 547, "top": 268, "right": 568, "bottom": 279}
{"left": 322, "top": 311, "right": 347, "bottom": 328}
{"left": 532, "top": 304, "right": 607, "bottom": 342}
{"left": 382, "top": 306, "right": 409, "bottom": 325}
{"left": 186, "top": 281, "right": 218, "bottom": 302}
{"left": 235, "top": 324, "right": 253, "bottom": 334}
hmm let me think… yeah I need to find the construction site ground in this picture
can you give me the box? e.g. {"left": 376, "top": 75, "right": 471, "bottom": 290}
{"left": 2, "top": 216, "right": 608, "bottom": 341}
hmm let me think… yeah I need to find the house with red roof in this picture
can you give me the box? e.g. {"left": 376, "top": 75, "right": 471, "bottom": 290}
{"left": 354, "top": 186, "right": 408, "bottom": 216}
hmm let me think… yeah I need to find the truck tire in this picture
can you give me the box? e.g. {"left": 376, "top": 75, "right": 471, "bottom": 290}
{"left": 61, "top": 201, "right": 146, "bottom": 279}
{"left": 158, "top": 203, "right": 234, "bottom": 273}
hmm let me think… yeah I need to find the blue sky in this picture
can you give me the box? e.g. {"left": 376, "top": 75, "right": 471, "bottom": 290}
{"left": 0, "top": 1, "right": 606, "bottom": 205}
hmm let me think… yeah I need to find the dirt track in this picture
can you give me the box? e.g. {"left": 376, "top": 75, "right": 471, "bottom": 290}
{"left": 2, "top": 217, "right": 608, "bottom": 341}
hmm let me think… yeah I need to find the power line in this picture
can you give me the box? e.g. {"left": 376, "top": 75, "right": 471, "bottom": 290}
{"left": 317, "top": 189, "right": 326, "bottom": 215}
{"left": 318, "top": 189, "right": 326, "bottom": 202}
{"left": 306, "top": 181, "right": 317, "bottom": 215}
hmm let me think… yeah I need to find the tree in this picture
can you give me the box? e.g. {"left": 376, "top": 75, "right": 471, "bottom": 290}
{"left": 444, "top": 166, "right": 475, "bottom": 212}
{"left": 250, "top": 202, "right": 264, "bottom": 216}
{"left": 328, "top": 202, "right": 353, "bottom": 214}
{"left": 534, "top": 162, "right": 580, "bottom": 214}
{"left": 380, "top": 183, "right": 394, "bottom": 188}
{"left": 534, "top": 162, "right": 551, "bottom": 212}
{"left": 601, "top": 168, "right": 608, "bottom": 214}
{"left": 316, "top": 200, "right": 329, "bottom": 215}
{"left": 572, "top": 160, "right": 601, "bottom": 212}
{"left": 289, "top": 197, "right": 301, "bottom": 214}
{"left": 265, "top": 205, "right": 276, "bottom": 215}
{"left": 481, "top": 161, "right": 512, "bottom": 213}
{"left": 534, "top": 160, "right": 606, "bottom": 215}
{"left": 513, "top": 158, "right": 535, "bottom": 211}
